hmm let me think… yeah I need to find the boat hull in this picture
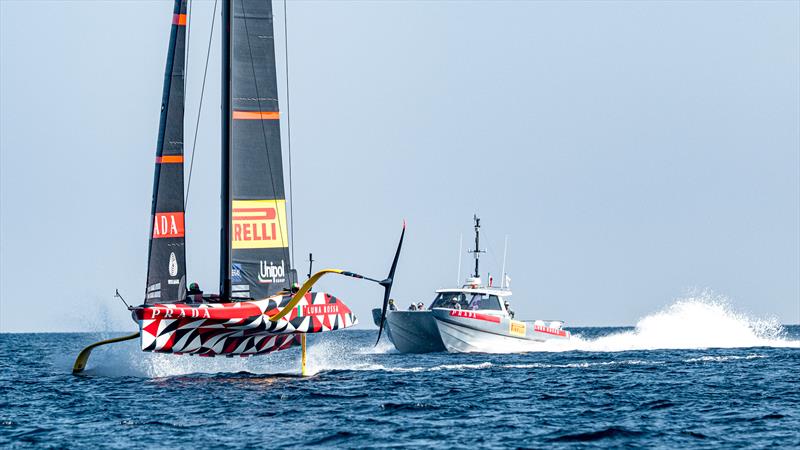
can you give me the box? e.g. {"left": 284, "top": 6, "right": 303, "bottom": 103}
{"left": 134, "top": 292, "right": 357, "bottom": 356}
{"left": 431, "top": 308, "right": 569, "bottom": 353}
{"left": 371, "top": 308, "right": 446, "bottom": 353}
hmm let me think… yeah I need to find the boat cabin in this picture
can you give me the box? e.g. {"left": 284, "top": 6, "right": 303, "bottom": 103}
{"left": 429, "top": 287, "right": 513, "bottom": 317}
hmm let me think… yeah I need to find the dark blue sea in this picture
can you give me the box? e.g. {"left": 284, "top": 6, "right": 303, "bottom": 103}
{"left": 1, "top": 300, "right": 798, "bottom": 449}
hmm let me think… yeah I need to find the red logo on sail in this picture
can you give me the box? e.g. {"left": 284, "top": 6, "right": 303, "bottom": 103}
{"left": 231, "top": 200, "right": 287, "bottom": 249}
{"left": 153, "top": 212, "right": 184, "bottom": 238}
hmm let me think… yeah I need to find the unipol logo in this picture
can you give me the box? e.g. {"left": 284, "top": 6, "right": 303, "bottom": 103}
{"left": 231, "top": 200, "right": 288, "bottom": 249}
{"left": 153, "top": 212, "right": 184, "bottom": 239}
{"left": 168, "top": 252, "right": 178, "bottom": 276}
{"left": 258, "top": 260, "right": 286, "bottom": 284}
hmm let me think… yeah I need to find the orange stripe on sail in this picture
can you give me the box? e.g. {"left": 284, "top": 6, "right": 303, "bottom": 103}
{"left": 173, "top": 14, "right": 187, "bottom": 26}
{"left": 232, "top": 110, "right": 280, "bottom": 120}
{"left": 156, "top": 155, "right": 184, "bottom": 164}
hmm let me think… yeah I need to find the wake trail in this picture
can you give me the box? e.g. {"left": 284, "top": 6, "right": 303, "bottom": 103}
{"left": 541, "top": 293, "right": 799, "bottom": 353}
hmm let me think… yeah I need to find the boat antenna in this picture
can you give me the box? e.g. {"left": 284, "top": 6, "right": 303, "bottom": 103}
{"left": 467, "top": 215, "right": 485, "bottom": 279}
{"left": 114, "top": 289, "right": 131, "bottom": 310}
{"left": 500, "top": 235, "right": 508, "bottom": 288}
{"left": 456, "top": 233, "right": 463, "bottom": 285}
{"left": 307, "top": 252, "right": 314, "bottom": 280}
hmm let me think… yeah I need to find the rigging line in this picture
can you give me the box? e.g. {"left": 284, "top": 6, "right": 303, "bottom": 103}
{"left": 184, "top": 0, "right": 218, "bottom": 210}
{"left": 283, "top": 0, "right": 295, "bottom": 266}
{"left": 240, "top": 2, "right": 291, "bottom": 269}
{"left": 184, "top": 0, "right": 191, "bottom": 96}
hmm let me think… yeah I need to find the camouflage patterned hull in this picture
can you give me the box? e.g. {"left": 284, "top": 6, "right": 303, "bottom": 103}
{"left": 133, "top": 292, "right": 357, "bottom": 356}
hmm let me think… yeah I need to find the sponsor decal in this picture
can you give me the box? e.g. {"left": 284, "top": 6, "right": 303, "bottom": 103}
{"left": 147, "top": 307, "right": 212, "bottom": 320}
{"left": 153, "top": 212, "right": 184, "bottom": 238}
{"left": 448, "top": 309, "right": 501, "bottom": 323}
{"left": 258, "top": 260, "right": 286, "bottom": 284}
{"left": 231, "top": 199, "right": 288, "bottom": 249}
{"left": 141, "top": 304, "right": 263, "bottom": 321}
{"left": 168, "top": 252, "right": 178, "bottom": 276}
{"left": 231, "top": 263, "right": 243, "bottom": 283}
{"left": 304, "top": 304, "right": 341, "bottom": 316}
{"left": 509, "top": 320, "right": 526, "bottom": 336}
{"left": 533, "top": 324, "right": 569, "bottom": 337}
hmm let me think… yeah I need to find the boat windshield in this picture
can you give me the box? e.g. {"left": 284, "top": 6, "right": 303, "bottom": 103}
{"left": 431, "top": 292, "right": 466, "bottom": 309}
{"left": 431, "top": 292, "right": 503, "bottom": 311}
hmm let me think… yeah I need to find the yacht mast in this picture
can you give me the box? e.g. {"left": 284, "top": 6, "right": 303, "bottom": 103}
{"left": 219, "top": 0, "right": 232, "bottom": 301}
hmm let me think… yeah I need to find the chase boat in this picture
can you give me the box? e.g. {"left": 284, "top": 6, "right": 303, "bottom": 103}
{"left": 374, "top": 216, "right": 570, "bottom": 353}
{"left": 430, "top": 280, "right": 569, "bottom": 353}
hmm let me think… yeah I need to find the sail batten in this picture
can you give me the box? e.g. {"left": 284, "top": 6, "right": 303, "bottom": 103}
{"left": 145, "top": 0, "right": 188, "bottom": 304}
{"left": 226, "top": 0, "right": 292, "bottom": 299}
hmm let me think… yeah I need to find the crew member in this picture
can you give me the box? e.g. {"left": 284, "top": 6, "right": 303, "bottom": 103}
{"left": 187, "top": 282, "right": 203, "bottom": 303}
{"left": 408, "top": 303, "right": 417, "bottom": 311}
{"left": 504, "top": 300, "right": 515, "bottom": 319}
{"left": 388, "top": 299, "right": 397, "bottom": 311}
{"left": 417, "top": 302, "right": 425, "bottom": 311}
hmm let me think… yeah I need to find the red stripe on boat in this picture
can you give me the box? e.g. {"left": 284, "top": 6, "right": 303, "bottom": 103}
{"left": 448, "top": 309, "right": 501, "bottom": 323}
{"left": 533, "top": 325, "right": 569, "bottom": 337}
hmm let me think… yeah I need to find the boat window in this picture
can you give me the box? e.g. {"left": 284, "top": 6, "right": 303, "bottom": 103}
{"left": 467, "top": 294, "right": 502, "bottom": 311}
{"left": 431, "top": 292, "right": 467, "bottom": 309}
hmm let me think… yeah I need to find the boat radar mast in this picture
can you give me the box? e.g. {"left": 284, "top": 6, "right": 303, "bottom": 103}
{"left": 467, "top": 214, "right": 485, "bottom": 285}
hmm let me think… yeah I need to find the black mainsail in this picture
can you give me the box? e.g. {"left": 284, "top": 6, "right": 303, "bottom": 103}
{"left": 222, "top": 0, "right": 291, "bottom": 300}
{"left": 145, "top": 0, "right": 188, "bottom": 304}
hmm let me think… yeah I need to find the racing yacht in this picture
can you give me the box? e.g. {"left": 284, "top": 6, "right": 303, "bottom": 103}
{"left": 374, "top": 216, "right": 570, "bottom": 353}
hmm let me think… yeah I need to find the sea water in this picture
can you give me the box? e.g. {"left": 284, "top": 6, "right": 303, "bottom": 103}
{"left": 1, "top": 297, "right": 798, "bottom": 448}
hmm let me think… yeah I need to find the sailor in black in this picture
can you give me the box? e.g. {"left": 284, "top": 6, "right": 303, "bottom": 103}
{"left": 187, "top": 282, "right": 203, "bottom": 303}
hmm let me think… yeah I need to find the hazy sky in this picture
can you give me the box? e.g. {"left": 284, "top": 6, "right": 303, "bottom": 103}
{"left": 1, "top": 0, "right": 798, "bottom": 332}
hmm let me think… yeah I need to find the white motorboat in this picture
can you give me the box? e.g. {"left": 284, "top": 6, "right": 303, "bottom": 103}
{"left": 430, "top": 286, "right": 569, "bottom": 353}
{"left": 374, "top": 215, "right": 570, "bottom": 353}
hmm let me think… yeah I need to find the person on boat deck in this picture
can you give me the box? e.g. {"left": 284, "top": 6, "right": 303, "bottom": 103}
{"left": 186, "top": 282, "right": 203, "bottom": 303}
{"left": 408, "top": 303, "right": 417, "bottom": 311}
{"left": 469, "top": 295, "right": 481, "bottom": 310}
{"left": 504, "top": 300, "right": 515, "bottom": 319}
{"left": 388, "top": 299, "right": 397, "bottom": 311}
{"left": 417, "top": 302, "right": 425, "bottom": 310}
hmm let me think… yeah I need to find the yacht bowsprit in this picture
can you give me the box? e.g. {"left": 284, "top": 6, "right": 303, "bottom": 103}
{"left": 374, "top": 216, "right": 569, "bottom": 353}
{"left": 73, "top": 0, "right": 404, "bottom": 374}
